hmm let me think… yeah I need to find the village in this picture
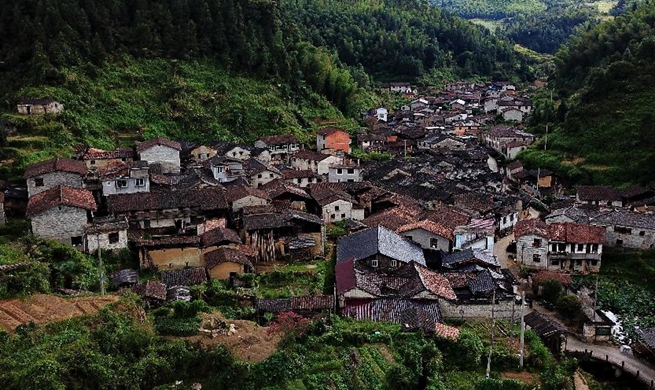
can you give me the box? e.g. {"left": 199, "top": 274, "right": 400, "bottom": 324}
{"left": 4, "top": 81, "right": 655, "bottom": 382}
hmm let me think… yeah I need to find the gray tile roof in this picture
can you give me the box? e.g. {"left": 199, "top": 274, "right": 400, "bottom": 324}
{"left": 336, "top": 225, "right": 425, "bottom": 265}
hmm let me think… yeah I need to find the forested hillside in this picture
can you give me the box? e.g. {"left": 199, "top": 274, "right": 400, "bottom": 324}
{"left": 521, "top": 1, "right": 655, "bottom": 186}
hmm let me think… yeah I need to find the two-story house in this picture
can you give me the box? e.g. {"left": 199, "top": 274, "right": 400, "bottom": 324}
{"left": 291, "top": 150, "right": 343, "bottom": 175}
{"left": 317, "top": 127, "right": 351, "bottom": 154}
{"left": 254, "top": 134, "right": 300, "bottom": 161}
{"left": 205, "top": 156, "right": 244, "bottom": 183}
{"left": 136, "top": 137, "right": 182, "bottom": 174}
{"left": 24, "top": 157, "right": 87, "bottom": 197}
{"left": 101, "top": 161, "right": 150, "bottom": 196}
{"left": 26, "top": 185, "right": 97, "bottom": 246}
{"left": 244, "top": 158, "right": 282, "bottom": 188}
{"left": 328, "top": 164, "right": 363, "bottom": 183}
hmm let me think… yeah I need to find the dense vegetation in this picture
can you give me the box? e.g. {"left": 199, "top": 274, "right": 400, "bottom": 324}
{"left": 282, "top": 0, "right": 531, "bottom": 80}
{"left": 520, "top": 1, "right": 655, "bottom": 186}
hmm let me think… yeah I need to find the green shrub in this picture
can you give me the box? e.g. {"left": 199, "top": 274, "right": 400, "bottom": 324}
{"left": 154, "top": 317, "right": 201, "bottom": 336}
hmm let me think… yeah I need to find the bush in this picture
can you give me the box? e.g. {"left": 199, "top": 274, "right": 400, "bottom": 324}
{"left": 556, "top": 295, "right": 583, "bottom": 322}
{"left": 154, "top": 316, "right": 201, "bottom": 336}
{"left": 541, "top": 279, "right": 563, "bottom": 305}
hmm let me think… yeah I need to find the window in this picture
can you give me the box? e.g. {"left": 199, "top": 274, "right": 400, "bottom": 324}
{"left": 258, "top": 174, "right": 262, "bottom": 179}
{"left": 533, "top": 239, "right": 541, "bottom": 248}
{"left": 590, "top": 260, "right": 599, "bottom": 266}
{"left": 335, "top": 206, "right": 340, "bottom": 211}
{"left": 331, "top": 214, "right": 335, "bottom": 220}
{"left": 71, "top": 236, "right": 83, "bottom": 247}
{"left": 143, "top": 220, "right": 151, "bottom": 229}
{"left": 559, "top": 243, "right": 566, "bottom": 252}
{"left": 590, "top": 244, "right": 599, "bottom": 253}
{"left": 430, "top": 238, "right": 440, "bottom": 248}
{"left": 577, "top": 244, "right": 584, "bottom": 252}
{"left": 551, "top": 260, "right": 559, "bottom": 266}
{"left": 615, "top": 226, "right": 632, "bottom": 234}
{"left": 90, "top": 160, "right": 96, "bottom": 165}
{"left": 347, "top": 169, "right": 355, "bottom": 174}
{"left": 391, "top": 260, "right": 397, "bottom": 267}
{"left": 640, "top": 231, "right": 646, "bottom": 236}
{"left": 116, "top": 179, "right": 128, "bottom": 188}
{"left": 371, "top": 259, "right": 378, "bottom": 267}
{"left": 503, "top": 217, "right": 507, "bottom": 224}
{"left": 135, "top": 178, "right": 145, "bottom": 187}
{"left": 217, "top": 166, "right": 224, "bottom": 173}
{"left": 34, "top": 178, "right": 44, "bottom": 187}
{"left": 532, "top": 254, "right": 541, "bottom": 263}
{"left": 269, "top": 173, "right": 274, "bottom": 178}
{"left": 596, "top": 326, "right": 611, "bottom": 336}
{"left": 108, "top": 232, "right": 119, "bottom": 244}
{"left": 341, "top": 213, "right": 346, "bottom": 218}
{"left": 616, "top": 239, "right": 623, "bottom": 247}
{"left": 337, "top": 169, "right": 343, "bottom": 174}
{"left": 551, "top": 244, "right": 558, "bottom": 252}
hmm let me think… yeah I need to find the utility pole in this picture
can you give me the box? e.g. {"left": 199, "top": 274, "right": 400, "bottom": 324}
{"left": 97, "top": 235, "right": 105, "bottom": 296}
{"left": 519, "top": 291, "right": 526, "bottom": 368}
{"left": 486, "top": 288, "right": 496, "bottom": 379}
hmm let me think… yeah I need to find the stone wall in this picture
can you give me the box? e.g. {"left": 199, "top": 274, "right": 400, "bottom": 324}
{"left": 517, "top": 234, "right": 549, "bottom": 269}
{"left": 440, "top": 298, "right": 516, "bottom": 320}
{"left": 400, "top": 228, "right": 450, "bottom": 252}
{"left": 232, "top": 195, "right": 267, "bottom": 212}
{"left": 139, "top": 145, "right": 180, "bottom": 173}
{"left": 322, "top": 199, "right": 353, "bottom": 223}
{"left": 604, "top": 226, "right": 655, "bottom": 250}
{"left": 27, "top": 172, "right": 84, "bottom": 197}
{"left": 31, "top": 205, "right": 88, "bottom": 245}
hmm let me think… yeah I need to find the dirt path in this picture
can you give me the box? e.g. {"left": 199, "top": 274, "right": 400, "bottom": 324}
{"left": 0, "top": 294, "right": 119, "bottom": 332}
{"left": 573, "top": 371, "right": 590, "bottom": 390}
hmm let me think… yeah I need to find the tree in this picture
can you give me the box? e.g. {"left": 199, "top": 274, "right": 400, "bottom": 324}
{"left": 541, "top": 278, "right": 563, "bottom": 305}
{"left": 556, "top": 294, "right": 583, "bottom": 322}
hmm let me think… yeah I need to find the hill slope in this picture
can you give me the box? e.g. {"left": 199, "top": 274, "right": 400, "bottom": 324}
{"left": 520, "top": 2, "right": 655, "bottom": 186}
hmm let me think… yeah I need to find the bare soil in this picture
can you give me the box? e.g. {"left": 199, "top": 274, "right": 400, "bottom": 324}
{"left": 501, "top": 371, "right": 541, "bottom": 386}
{"left": 0, "top": 294, "right": 119, "bottom": 332}
{"left": 184, "top": 313, "right": 281, "bottom": 363}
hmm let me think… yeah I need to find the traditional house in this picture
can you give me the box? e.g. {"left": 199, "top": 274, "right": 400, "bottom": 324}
{"left": 188, "top": 144, "right": 218, "bottom": 164}
{"left": 16, "top": 99, "right": 64, "bottom": 115}
{"left": 328, "top": 164, "right": 363, "bottom": 183}
{"left": 161, "top": 267, "right": 208, "bottom": 287}
{"left": 453, "top": 219, "right": 495, "bottom": 251}
{"left": 244, "top": 158, "right": 282, "bottom": 188}
{"left": 240, "top": 208, "right": 325, "bottom": 262}
{"left": 204, "top": 247, "right": 254, "bottom": 280}
{"left": 317, "top": 127, "right": 351, "bottom": 154}
{"left": 24, "top": 157, "right": 87, "bottom": 197}
{"left": 73, "top": 147, "right": 135, "bottom": 173}
{"left": 205, "top": 156, "right": 244, "bottom": 183}
{"left": 291, "top": 150, "right": 343, "bottom": 175}
{"left": 282, "top": 169, "right": 319, "bottom": 187}
{"left": 225, "top": 184, "right": 269, "bottom": 212}
{"left": 84, "top": 216, "right": 129, "bottom": 253}
{"left": 136, "top": 137, "right": 182, "bottom": 174}
{"left": 308, "top": 184, "right": 365, "bottom": 224}
{"left": 515, "top": 219, "right": 605, "bottom": 272}
{"left": 387, "top": 82, "right": 413, "bottom": 94}
{"left": 26, "top": 185, "right": 97, "bottom": 247}
{"left": 100, "top": 161, "right": 150, "bottom": 196}
{"left": 254, "top": 134, "right": 300, "bottom": 160}
{"left": 221, "top": 145, "right": 252, "bottom": 161}
{"left": 576, "top": 186, "right": 623, "bottom": 207}
{"left": 132, "top": 280, "right": 167, "bottom": 306}
{"left": 336, "top": 225, "right": 426, "bottom": 267}
{"left": 483, "top": 126, "right": 535, "bottom": 156}
{"left": 261, "top": 180, "right": 311, "bottom": 210}
{"left": 591, "top": 209, "right": 655, "bottom": 250}
{"left": 107, "top": 187, "right": 228, "bottom": 233}
{"left": 396, "top": 219, "right": 454, "bottom": 252}
{"left": 112, "top": 269, "right": 139, "bottom": 288}
{"left": 357, "top": 133, "right": 387, "bottom": 151}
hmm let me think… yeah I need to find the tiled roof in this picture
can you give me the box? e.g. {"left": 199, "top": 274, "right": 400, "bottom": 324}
{"left": 363, "top": 207, "right": 419, "bottom": 231}
{"left": 548, "top": 222, "right": 605, "bottom": 244}
{"left": 397, "top": 219, "right": 454, "bottom": 240}
{"left": 308, "top": 183, "right": 352, "bottom": 206}
{"left": 112, "top": 269, "right": 138, "bottom": 287}
{"left": 135, "top": 236, "right": 201, "bottom": 247}
{"left": 204, "top": 247, "right": 254, "bottom": 269}
{"left": 592, "top": 209, "right": 655, "bottom": 230}
{"left": 132, "top": 280, "right": 167, "bottom": 301}
{"left": 282, "top": 170, "right": 317, "bottom": 179}
{"left": 514, "top": 218, "right": 550, "bottom": 238}
{"left": 225, "top": 184, "right": 270, "bottom": 203}
{"left": 467, "top": 269, "right": 496, "bottom": 295}
{"left": 108, "top": 187, "right": 227, "bottom": 213}
{"left": 74, "top": 147, "right": 135, "bottom": 160}
{"left": 638, "top": 326, "right": 655, "bottom": 350}
{"left": 160, "top": 267, "right": 208, "bottom": 287}
{"left": 243, "top": 158, "right": 281, "bottom": 176}
{"left": 201, "top": 227, "right": 242, "bottom": 247}
{"left": 136, "top": 137, "right": 182, "bottom": 152}
{"left": 256, "top": 298, "right": 292, "bottom": 312}
{"left": 336, "top": 225, "right": 425, "bottom": 265}
{"left": 292, "top": 150, "right": 331, "bottom": 162}
{"left": 24, "top": 157, "right": 87, "bottom": 178}
{"left": 291, "top": 295, "right": 334, "bottom": 310}
{"left": 453, "top": 193, "right": 496, "bottom": 213}
{"left": 242, "top": 210, "right": 323, "bottom": 230}
{"left": 26, "top": 185, "right": 97, "bottom": 217}
{"left": 576, "top": 185, "right": 621, "bottom": 201}
{"left": 531, "top": 270, "right": 572, "bottom": 286}
{"left": 415, "top": 263, "right": 457, "bottom": 300}
{"left": 258, "top": 134, "right": 298, "bottom": 145}
{"left": 341, "top": 299, "right": 442, "bottom": 332}
{"left": 434, "top": 322, "right": 460, "bottom": 340}
{"left": 261, "top": 180, "right": 311, "bottom": 200}
{"left": 524, "top": 311, "right": 570, "bottom": 338}
{"left": 442, "top": 249, "right": 499, "bottom": 269}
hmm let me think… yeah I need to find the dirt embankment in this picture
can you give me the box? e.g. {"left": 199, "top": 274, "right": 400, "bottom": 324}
{"left": 0, "top": 294, "right": 119, "bottom": 332}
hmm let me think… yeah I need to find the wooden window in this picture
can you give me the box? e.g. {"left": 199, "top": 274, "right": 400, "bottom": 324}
{"left": 532, "top": 254, "right": 541, "bottom": 263}
{"left": 533, "top": 239, "right": 541, "bottom": 248}
{"left": 34, "top": 178, "right": 44, "bottom": 187}
{"left": 116, "top": 179, "right": 128, "bottom": 188}
{"left": 108, "top": 232, "right": 119, "bottom": 244}
{"left": 136, "top": 178, "right": 145, "bottom": 187}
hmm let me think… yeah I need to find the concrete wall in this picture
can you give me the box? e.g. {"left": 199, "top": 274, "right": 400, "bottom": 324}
{"left": 148, "top": 247, "right": 203, "bottom": 269}
{"left": 322, "top": 199, "right": 353, "bottom": 223}
{"left": 31, "top": 205, "right": 88, "bottom": 245}
{"left": 86, "top": 230, "right": 128, "bottom": 252}
{"left": 401, "top": 228, "right": 451, "bottom": 252}
{"left": 102, "top": 176, "right": 150, "bottom": 196}
{"left": 27, "top": 172, "right": 84, "bottom": 197}
{"left": 440, "top": 298, "right": 516, "bottom": 320}
{"left": 232, "top": 195, "right": 268, "bottom": 212}
{"left": 328, "top": 167, "right": 362, "bottom": 183}
{"left": 251, "top": 170, "right": 281, "bottom": 188}
{"left": 517, "top": 234, "right": 549, "bottom": 268}
{"left": 138, "top": 145, "right": 180, "bottom": 172}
